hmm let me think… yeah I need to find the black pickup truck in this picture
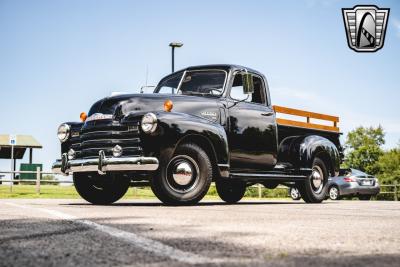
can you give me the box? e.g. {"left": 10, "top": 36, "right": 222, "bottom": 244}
{"left": 53, "top": 64, "right": 343, "bottom": 205}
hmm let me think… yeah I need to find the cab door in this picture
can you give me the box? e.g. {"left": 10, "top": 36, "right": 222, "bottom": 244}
{"left": 227, "top": 73, "right": 278, "bottom": 171}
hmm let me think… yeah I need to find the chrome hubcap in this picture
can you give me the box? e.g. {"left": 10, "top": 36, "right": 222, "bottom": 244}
{"left": 330, "top": 187, "right": 338, "bottom": 200}
{"left": 172, "top": 162, "right": 193, "bottom": 186}
{"left": 166, "top": 155, "right": 200, "bottom": 193}
{"left": 311, "top": 166, "right": 324, "bottom": 194}
{"left": 290, "top": 188, "right": 299, "bottom": 199}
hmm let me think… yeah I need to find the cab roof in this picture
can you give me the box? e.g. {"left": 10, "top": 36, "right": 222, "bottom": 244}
{"left": 177, "top": 64, "right": 264, "bottom": 77}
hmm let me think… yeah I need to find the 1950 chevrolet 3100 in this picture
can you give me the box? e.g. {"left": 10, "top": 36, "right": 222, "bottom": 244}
{"left": 53, "top": 64, "right": 343, "bottom": 205}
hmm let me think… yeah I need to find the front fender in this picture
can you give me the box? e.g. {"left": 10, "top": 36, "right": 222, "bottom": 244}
{"left": 122, "top": 111, "right": 229, "bottom": 169}
{"left": 279, "top": 135, "right": 340, "bottom": 176}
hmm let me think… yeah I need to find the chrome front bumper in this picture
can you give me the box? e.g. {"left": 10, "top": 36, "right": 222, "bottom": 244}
{"left": 52, "top": 151, "right": 159, "bottom": 175}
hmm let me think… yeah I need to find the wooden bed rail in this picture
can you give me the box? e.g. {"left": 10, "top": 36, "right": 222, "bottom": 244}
{"left": 273, "top": 105, "right": 340, "bottom": 132}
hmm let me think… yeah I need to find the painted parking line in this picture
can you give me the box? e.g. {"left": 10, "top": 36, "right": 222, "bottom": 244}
{"left": 2, "top": 201, "right": 213, "bottom": 265}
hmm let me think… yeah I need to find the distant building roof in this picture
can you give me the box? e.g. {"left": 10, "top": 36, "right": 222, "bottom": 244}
{"left": 0, "top": 135, "right": 42, "bottom": 148}
{"left": 0, "top": 135, "right": 42, "bottom": 159}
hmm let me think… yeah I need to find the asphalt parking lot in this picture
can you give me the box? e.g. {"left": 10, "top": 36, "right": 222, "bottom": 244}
{"left": 1, "top": 199, "right": 399, "bottom": 267}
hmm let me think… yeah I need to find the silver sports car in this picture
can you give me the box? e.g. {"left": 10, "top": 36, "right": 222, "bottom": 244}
{"left": 289, "top": 168, "right": 380, "bottom": 201}
{"left": 327, "top": 168, "right": 380, "bottom": 200}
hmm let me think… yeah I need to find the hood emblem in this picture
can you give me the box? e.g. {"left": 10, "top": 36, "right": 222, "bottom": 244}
{"left": 86, "top": 113, "right": 113, "bottom": 122}
{"left": 200, "top": 111, "right": 218, "bottom": 121}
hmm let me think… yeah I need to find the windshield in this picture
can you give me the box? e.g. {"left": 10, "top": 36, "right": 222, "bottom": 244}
{"left": 155, "top": 72, "right": 183, "bottom": 94}
{"left": 154, "top": 70, "right": 226, "bottom": 96}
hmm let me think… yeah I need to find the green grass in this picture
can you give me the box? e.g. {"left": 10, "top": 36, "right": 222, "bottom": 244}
{"left": 0, "top": 185, "right": 156, "bottom": 199}
{"left": 0, "top": 184, "right": 290, "bottom": 200}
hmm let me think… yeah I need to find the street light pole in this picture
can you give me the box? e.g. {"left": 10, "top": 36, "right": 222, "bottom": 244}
{"left": 171, "top": 46, "right": 175, "bottom": 73}
{"left": 169, "top": 42, "right": 183, "bottom": 73}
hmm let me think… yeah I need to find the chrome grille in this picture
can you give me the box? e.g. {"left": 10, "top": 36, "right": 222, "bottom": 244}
{"left": 70, "top": 120, "right": 142, "bottom": 159}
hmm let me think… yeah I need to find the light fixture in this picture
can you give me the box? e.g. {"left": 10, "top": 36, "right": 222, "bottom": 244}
{"left": 57, "top": 124, "right": 70, "bottom": 142}
{"left": 80, "top": 112, "right": 87, "bottom": 122}
{"left": 164, "top": 99, "right": 173, "bottom": 112}
{"left": 141, "top": 113, "right": 158, "bottom": 133}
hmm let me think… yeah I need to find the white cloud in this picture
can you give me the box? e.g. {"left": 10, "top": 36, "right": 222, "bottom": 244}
{"left": 270, "top": 87, "right": 322, "bottom": 102}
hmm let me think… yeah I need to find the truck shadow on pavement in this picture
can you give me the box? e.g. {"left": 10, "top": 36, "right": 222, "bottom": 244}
{"left": 1, "top": 217, "right": 399, "bottom": 267}
{"left": 62, "top": 200, "right": 322, "bottom": 207}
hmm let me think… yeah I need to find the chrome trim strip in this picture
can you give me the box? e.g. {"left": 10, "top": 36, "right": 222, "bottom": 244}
{"left": 76, "top": 146, "right": 142, "bottom": 153}
{"left": 81, "top": 138, "right": 140, "bottom": 143}
{"left": 217, "top": 164, "right": 230, "bottom": 168}
{"left": 80, "top": 130, "right": 139, "bottom": 136}
{"left": 176, "top": 70, "right": 187, "bottom": 94}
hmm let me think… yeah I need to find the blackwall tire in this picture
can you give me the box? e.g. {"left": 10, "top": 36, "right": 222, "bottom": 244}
{"left": 150, "top": 143, "right": 212, "bottom": 205}
{"left": 216, "top": 179, "right": 246, "bottom": 204}
{"left": 298, "top": 157, "right": 329, "bottom": 203}
{"left": 73, "top": 172, "right": 130, "bottom": 205}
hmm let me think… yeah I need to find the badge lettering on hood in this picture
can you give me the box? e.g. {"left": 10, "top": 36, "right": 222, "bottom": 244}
{"left": 200, "top": 111, "right": 218, "bottom": 121}
{"left": 86, "top": 113, "right": 113, "bottom": 122}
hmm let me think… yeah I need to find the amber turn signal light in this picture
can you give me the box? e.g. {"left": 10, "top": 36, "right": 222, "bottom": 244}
{"left": 164, "top": 99, "right": 173, "bottom": 112}
{"left": 80, "top": 112, "right": 87, "bottom": 122}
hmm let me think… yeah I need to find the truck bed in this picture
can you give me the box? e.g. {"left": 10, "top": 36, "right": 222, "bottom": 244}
{"left": 273, "top": 105, "right": 342, "bottom": 149}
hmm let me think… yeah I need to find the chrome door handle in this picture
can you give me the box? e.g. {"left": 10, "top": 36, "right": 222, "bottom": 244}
{"left": 261, "top": 112, "right": 273, "bottom": 116}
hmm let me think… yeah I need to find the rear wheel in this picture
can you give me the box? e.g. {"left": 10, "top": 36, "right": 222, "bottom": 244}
{"left": 150, "top": 143, "right": 212, "bottom": 205}
{"left": 289, "top": 187, "right": 301, "bottom": 200}
{"left": 73, "top": 172, "right": 130, "bottom": 205}
{"left": 329, "top": 185, "right": 340, "bottom": 200}
{"left": 298, "top": 157, "right": 329, "bottom": 203}
{"left": 216, "top": 179, "right": 246, "bottom": 204}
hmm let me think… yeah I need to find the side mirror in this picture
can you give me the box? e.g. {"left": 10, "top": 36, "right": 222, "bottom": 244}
{"left": 242, "top": 73, "right": 254, "bottom": 94}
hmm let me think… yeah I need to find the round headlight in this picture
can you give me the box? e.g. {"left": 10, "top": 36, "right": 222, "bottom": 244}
{"left": 141, "top": 113, "right": 158, "bottom": 133}
{"left": 57, "top": 123, "right": 70, "bottom": 142}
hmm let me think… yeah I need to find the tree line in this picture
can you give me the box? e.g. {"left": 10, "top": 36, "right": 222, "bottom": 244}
{"left": 343, "top": 126, "right": 400, "bottom": 184}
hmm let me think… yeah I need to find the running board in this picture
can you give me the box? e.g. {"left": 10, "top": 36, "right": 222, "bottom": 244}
{"left": 230, "top": 172, "right": 308, "bottom": 182}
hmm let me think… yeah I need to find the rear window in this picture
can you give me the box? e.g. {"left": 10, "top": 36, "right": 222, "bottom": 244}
{"left": 339, "top": 168, "right": 369, "bottom": 177}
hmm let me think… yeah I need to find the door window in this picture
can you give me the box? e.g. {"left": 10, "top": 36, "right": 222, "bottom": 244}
{"left": 230, "top": 74, "right": 266, "bottom": 104}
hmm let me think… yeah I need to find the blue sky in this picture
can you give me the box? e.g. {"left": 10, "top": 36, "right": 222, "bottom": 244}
{"left": 0, "top": 0, "right": 399, "bottom": 171}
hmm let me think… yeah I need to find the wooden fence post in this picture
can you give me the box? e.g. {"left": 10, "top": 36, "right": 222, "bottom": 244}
{"left": 394, "top": 182, "right": 398, "bottom": 201}
{"left": 36, "top": 167, "right": 41, "bottom": 195}
{"left": 9, "top": 173, "right": 13, "bottom": 193}
{"left": 258, "top": 184, "right": 262, "bottom": 199}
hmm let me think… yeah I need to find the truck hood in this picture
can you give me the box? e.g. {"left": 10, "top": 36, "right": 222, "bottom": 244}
{"left": 88, "top": 94, "right": 222, "bottom": 122}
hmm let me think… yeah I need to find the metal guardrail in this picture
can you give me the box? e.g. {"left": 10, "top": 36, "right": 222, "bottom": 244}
{"left": 0, "top": 168, "right": 72, "bottom": 194}
{"left": 378, "top": 184, "right": 399, "bottom": 201}
{"left": 0, "top": 169, "right": 398, "bottom": 201}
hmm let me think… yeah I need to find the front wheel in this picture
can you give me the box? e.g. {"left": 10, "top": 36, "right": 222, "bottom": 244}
{"left": 150, "top": 143, "right": 212, "bottom": 205}
{"left": 216, "top": 179, "right": 246, "bottom": 204}
{"left": 298, "top": 157, "right": 329, "bottom": 203}
{"left": 73, "top": 172, "right": 130, "bottom": 205}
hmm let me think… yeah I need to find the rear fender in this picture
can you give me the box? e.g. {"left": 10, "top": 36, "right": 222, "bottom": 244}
{"left": 279, "top": 135, "right": 340, "bottom": 176}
